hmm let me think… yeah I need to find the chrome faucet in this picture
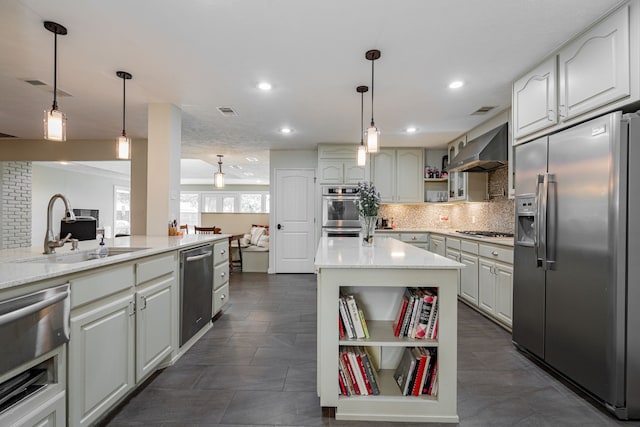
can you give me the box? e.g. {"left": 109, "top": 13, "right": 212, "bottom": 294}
{"left": 43, "top": 193, "right": 78, "bottom": 254}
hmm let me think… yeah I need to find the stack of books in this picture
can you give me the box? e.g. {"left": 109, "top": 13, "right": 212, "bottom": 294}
{"left": 338, "top": 293, "right": 369, "bottom": 339}
{"left": 338, "top": 346, "right": 380, "bottom": 396}
{"left": 392, "top": 287, "right": 438, "bottom": 339}
{"left": 393, "top": 347, "right": 438, "bottom": 396}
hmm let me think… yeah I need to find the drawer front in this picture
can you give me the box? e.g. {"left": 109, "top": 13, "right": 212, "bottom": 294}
{"left": 136, "top": 253, "right": 176, "bottom": 285}
{"left": 400, "top": 233, "right": 429, "bottom": 243}
{"left": 461, "top": 240, "right": 479, "bottom": 255}
{"left": 71, "top": 264, "right": 135, "bottom": 308}
{"left": 214, "top": 262, "right": 229, "bottom": 290}
{"left": 479, "top": 244, "right": 513, "bottom": 264}
{"left": 214, "top": 240, "right": 229, "bottom": 264}
{"left": 213, "top": 283, "right": 229, "bottom": 315}
{"left": 446, "top": 237, "right": 461, "bottom": 250}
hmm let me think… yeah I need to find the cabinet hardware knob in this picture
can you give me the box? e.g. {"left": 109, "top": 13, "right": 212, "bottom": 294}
{"left": 492, "top": 251, "right": 499, "bottom": 256}
{"left": 547, "top": 109, "right": 555, "bottom": 121}
{"left": 411, "top": 236, "right": 417, "bottom": 240}
{"left": 221, "top": 249, "right": 226, "bottom": 255}
{"left": 221, "top": 272, "right": 225, "bottom": 277}
{"left": 221, "top": 294, "right": 226, "bottom": 300}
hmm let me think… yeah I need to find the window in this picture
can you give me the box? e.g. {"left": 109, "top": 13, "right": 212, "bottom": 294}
{"left": 179, "top": 190, "right": 269, "bottom": 225}
{"left": 114, "top": 185, "right": 131, "bottom": 236}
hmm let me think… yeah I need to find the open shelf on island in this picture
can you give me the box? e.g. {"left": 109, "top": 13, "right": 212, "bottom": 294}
{"left": 339, "top": 320, "right": 438, "bottom": 347}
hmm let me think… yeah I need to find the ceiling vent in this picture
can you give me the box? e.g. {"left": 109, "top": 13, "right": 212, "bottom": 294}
{"left": 0, "top": 133, "right": 16, "bottom": 138}
{"left": 21, "top": 78, "right": 72, "bottom": 97}
{"left": 471, "top": 106, "right": 497, "bottom": 115}
{"left": 217, "top": 106, "right": 238, "bottom": 117}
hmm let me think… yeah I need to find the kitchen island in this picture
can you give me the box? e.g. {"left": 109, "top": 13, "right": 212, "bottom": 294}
{"left": 315, "top": 236, "right": 463, "bottom": 423}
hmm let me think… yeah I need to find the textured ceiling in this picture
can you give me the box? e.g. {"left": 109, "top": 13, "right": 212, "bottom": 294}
{"left": 0, "top": 0, "right": 624, "bottom": 184}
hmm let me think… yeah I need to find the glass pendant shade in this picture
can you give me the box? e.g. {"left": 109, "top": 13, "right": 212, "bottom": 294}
{"left": 214, "top": 171, "right": 225, "bottom": 188}
{"left": 357, "top": 144, "right": 367, "bottom": 167}
{"left": 44, "top": 109, "right": 66, "bottom": 141}
{"left": 367, "top": 125, "right": 379, "bottom": 153}
{"left": 117, "top": 135, "right": 131, "bottom": 159}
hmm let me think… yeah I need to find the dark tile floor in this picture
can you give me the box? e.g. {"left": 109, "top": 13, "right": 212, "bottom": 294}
{"left": 103, "top": 273, "right": 640, "bottom": 427}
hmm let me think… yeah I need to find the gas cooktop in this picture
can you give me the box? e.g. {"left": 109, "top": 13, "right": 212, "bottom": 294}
{"left": 456, "top": 230, "right": 514, "bottom": 238}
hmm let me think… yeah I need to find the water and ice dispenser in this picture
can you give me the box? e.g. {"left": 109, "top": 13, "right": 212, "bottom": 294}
{"left": 516, "top": 195, "right": 536, "bottom": 246}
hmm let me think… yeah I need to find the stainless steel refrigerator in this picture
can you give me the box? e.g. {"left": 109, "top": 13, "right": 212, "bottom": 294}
{"left": 513, "top": 110, "right": 640, "bottom": 419}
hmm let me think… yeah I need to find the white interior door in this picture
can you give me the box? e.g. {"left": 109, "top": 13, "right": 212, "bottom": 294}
{"left": 274, "top": 168, "right": 316, "bottom": 273}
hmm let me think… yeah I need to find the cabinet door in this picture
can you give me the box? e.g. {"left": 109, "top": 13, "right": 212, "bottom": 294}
{"left": 513, "top": 56, "right": 558, "bottom": 138}
{"left": 460, "top": 254, "right": 479, "bottom": 305}
{"left": 495, "top": 262, "right": 514, "bottom": 326}
{"left": 69, "top": 294, "right": 135, "bottom": 427}
{"left": 318, "top": 160, "right": 344, "bottom": 184}
{"left": 559, "top": 4, "right": 630, "bottom": 121}
{"left": 136, "top": 276, "right": 174, "bottom": 382}
{"left": 343, "top": 160, "right": 366, "bottom": 184}
{"left": 478, "top": 259, "right": 496, "bottom": 315}
{"left": 429, "top": 236, "right": 446, "bottom": 257}
{"left": 395, "top": 149, "right": 423, "bottom": 202}
{"left": 371, "top": 149, "right": 395, "bottom": 202}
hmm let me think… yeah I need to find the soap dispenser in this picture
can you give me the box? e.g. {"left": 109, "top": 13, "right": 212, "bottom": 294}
{"left": 97, "top": 236, "right": 109, "bottom": 258}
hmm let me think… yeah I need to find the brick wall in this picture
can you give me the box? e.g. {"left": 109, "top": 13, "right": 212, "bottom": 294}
{"left": 1, "top": 161, "right": 32, "bottom": 249}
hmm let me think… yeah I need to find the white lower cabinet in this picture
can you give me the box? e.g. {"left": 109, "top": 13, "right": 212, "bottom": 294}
{"left": 68, "top": 251, "right": 179, "bottom": 427}
{"left": 135, "top": 276, "right": 174, "bottom": 382}
{"left": 69, "top": 293, "right": 135, "bottom": 427}
{"left": 429, "top": 235, "right": 445, "bottom": 256}
{"left": 478, "top": 259, "right": 513, "bottom": 327}
{"left": 213, "top": 239, "right": 230, "bottom": 316}
{"left": 460, "top": 253, "right": 479, "bottom": 305}
{"left": 12, "top": 390, "right": 66, "bottom": 427}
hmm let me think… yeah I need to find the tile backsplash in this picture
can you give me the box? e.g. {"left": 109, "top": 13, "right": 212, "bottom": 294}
{"left": 379, "top": 167, "right": 514, "bottom": 232}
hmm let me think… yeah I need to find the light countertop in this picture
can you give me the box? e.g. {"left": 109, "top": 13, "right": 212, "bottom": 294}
{"left": 374, "top": 228, "right": 514, "bottom": 247}
{"left": 314, "top": 236, "right": 463, "bottom": 270}
{"left": 0, "top": 234, "right": 229, "bottom": 291}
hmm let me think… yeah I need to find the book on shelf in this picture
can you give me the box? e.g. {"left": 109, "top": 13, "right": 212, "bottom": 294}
{"left": 338, "top": 313, "right": 345, "bottom": 339}
{"left": 415, "top": 291, "right": 436, "bottom": 339}
{"left": 392, "top": 287, "right": 439, "bottom": 340}
{"left": 340, "top": 348, "right": 360, "bottom": 395}
{"left": 393, "top": 347, "right": 438, "bottom": 396}
{"left": 338, "top": 297, "right": 356, "bottom": 339}
{"left": 346, "top": 295, "right": 366, "bottom": 339}
{"left": 411, "top": 348, "right": 428, "bottom": 396}
{"left": 338, "top": 346, "right": 381, "bottom": 396}
{"left": 393, "top": 347, "right": 417, "bottom": 396}
{"left": 358, "top": 309, "right": 370, "bottom": 339}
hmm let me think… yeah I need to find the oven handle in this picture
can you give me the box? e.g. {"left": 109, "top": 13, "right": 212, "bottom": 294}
{"left": 0, "top": 285, "right": 70, "bottom": 327}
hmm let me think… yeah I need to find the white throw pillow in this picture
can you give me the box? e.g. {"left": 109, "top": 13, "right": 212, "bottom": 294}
{"left": 257, "top": 235, "right": 269, "bottom": 248}
{"left": 250, "top": 226, "right": 265, "bottom": 245}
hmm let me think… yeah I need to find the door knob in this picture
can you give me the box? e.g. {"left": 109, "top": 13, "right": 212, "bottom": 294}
{"left": 277, "top": 224, "right": 283, "bottom": 230}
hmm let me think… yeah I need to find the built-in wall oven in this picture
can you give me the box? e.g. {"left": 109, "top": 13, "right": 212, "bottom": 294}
{"left": 321, "top": 185, "right": 361, "bottom": 237}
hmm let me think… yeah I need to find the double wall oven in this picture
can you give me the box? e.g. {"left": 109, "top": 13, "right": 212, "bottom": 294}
{"left": 321, "top": 185, "right": 361, "bottom": 237}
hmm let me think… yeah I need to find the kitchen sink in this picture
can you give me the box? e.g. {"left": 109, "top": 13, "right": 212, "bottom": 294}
{"left": 20, "top": 247, "right": 149, "bottom": 264}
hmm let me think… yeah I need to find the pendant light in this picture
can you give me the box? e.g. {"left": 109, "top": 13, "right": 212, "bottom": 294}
{"left": 356, "top": 85, "right": 368, "bottom": 167}
{"left": 214, "top": 155, "right": 225, "bottom": 188}
{"left": 43, "top": 21, "right": 68, "bottom": 141}
{"left": 116, "top": 71, "right": 133, "bottom": 159}
{"left": 365, "top": 49, "right": 381, "bottom": 153}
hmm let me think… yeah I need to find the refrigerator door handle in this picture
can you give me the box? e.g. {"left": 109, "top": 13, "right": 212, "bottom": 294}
{"left": 535, "top": 174, "right": 544, "bottom": 268}
{"left": 544, "top": 173, "right": 556, "bottom": 269}
{"left": 540, "top": 173, "right": 549, "bottom": 270}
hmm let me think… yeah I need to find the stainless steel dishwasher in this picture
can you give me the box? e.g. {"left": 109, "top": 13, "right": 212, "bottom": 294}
{"left": 180, "top": 244, "right": 214, "bottom": 346}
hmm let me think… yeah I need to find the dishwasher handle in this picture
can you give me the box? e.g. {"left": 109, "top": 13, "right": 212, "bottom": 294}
{"left": 185, "top": 251, "right": 212, "bottom": 263}
{"left": 0, "top": 284, "right": 69, "bottom": 327}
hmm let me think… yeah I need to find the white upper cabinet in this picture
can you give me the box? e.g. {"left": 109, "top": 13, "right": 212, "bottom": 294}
{"left": 513, "top": 0, "right": 638, "bottom": 144}
{"left": 317, "top": 144, "right": 367, "bottom": 185}
{"left": 513, "top": 57, "right": 558, "bottom": 138}
{"left": 558, "top": 3, "right": 630, "bottom": 121}
{"left": 371, "top": 148, "right": 423, "bottom": 203}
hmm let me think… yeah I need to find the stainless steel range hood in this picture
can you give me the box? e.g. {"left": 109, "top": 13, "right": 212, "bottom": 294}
{"left": 447, "top": 123, "right": 508, "bottom": 172}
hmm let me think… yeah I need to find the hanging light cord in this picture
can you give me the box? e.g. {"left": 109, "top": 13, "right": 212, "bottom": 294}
{"left": 370, "top": 57, "right": 375, "bottom": 127}
{"left": 360, "top": 90, "right": 365, "bottom": 143}
{"left": 52, "top": 32, "right": 58, "bottom": 111}
{"left": 122, "top": 77, "right": 126, "bottom": 137}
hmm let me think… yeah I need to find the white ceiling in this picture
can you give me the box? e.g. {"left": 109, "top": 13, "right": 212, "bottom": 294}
{"left": 0, "top": 0, "right": 623, "bottom": 184}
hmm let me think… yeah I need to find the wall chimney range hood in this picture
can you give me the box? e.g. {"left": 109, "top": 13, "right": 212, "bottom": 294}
{"left": 447, "top": 123, "right": 508, "bottom": 172}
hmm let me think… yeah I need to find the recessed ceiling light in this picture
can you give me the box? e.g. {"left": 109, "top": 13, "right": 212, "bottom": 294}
{"left": 280, "top": 127, "right": 292, "bottom": 134}
{"left": 243, "top": 172, "right": 255, "bottom": 176}
{"left": 406, "top": 127, "right": 417, "bottom": 133}
{"left": 257, "top": 82, "right": 272, "bottom": 91}
{"left": 59, "top": 161, "right": 69, "bottom": 165}
{"left": 246, "top": 156, "right": 259, "bottom": 162}
{"left": 449, "top": 80, "right": 464, "bottom": 89}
